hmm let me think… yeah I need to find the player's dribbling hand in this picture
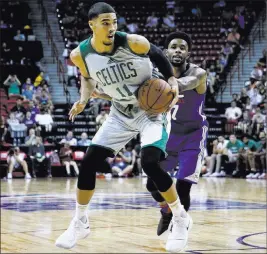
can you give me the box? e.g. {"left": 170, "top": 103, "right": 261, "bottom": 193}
{"left": 68, "top": 101, "right": 87, "bottom": 122}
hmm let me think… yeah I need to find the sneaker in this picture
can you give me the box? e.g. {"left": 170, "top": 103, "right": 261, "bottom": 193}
{"left": 259, "top": 173, "right": 266, "bottom": 179}
{"left": 166, "top": 212, "right": 193, "bottom": 252}
{"left": 7, "top": 173, "right": 12, "bottom": 179}
{"left": 210, "top": 172, "right": 221, "bottom": 177}
{"left": 246, "top": 173, "right": 254, "bottom": 179}
{"left": 157, "top": 210, "right": 173, "bottom": 236}
{"left": 232, "top": 170, "right": 240, "bottom": 177}
{"left": 251, "top": 172, "right": 260, "bottom": 179}
{"left": 219, "top": 171, "right": 226, "bottom": 177}
{"left": 55, "top": 217, "right": 90, "bottom": 249}
{"left": 105, "top": 173, "right": 112, "bottom": 179}
{"left": 25, "top": 173, "right": 32, "bottom": 179}
{"left": 202, "top": 172, "right": 212, "bottom": 177}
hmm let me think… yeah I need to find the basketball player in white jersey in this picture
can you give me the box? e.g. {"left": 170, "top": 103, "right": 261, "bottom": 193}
{"left": 55, "top": 3, "right": 191, "bottom": 252}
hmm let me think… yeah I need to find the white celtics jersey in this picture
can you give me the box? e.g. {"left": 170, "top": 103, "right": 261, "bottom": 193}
{"left": 80, "top": 31, "right": 153, "bottom": 114}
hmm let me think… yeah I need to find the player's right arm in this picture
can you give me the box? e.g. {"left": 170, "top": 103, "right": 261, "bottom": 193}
{"left": 68, "top": 47, "right": 97, "bottom": 122}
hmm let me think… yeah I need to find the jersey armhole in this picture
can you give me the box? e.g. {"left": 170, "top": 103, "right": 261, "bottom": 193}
{"left": 79, "top": 39, "right": 91, "bottom": 77}
{"left": 115, "top": 31, "right": 148, "bottom": 57}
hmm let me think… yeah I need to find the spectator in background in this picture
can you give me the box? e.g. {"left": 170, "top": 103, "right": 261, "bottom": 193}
{"left": 247, "top": 86, "right": 263, "bottom": 107}
{"left": 7, "top": 147, "right": 31, "bottom": 179}
{"left": 22, "top": 83, "right": 34, "bottom": 100}
{"left": 35, "top": 108, "right": 54, "bottom": 132}
{"left": 13, "top": 29, "right": 26, "bottom": 41}
{"left": 59, "top": 130, "right": 77, "bottom": 146}
{"left": 27, "top": 101, "right": 40, "bottom": 121}
{"left": 244, "top": 97, "right": 252, "bottom": 112}
{"left": 236, "top": 110, "right": 251, "bottom": 134}
{"left": 59, "top": 142, "right": 79, "bottom": 177}
{"left": 250, "top": 65, "right": 263, "bottom": 81}
{"left": 221, "top": 42, "right": 234, "bottom": 61}
{"left": 22, "top": 78, "right": 34, "bottom": 92}
{"left": 96, "top": 109, "right": 108, "bottom": 130}
{"left": 225, "top": 101, "right": 242, "bottom": 123}
{"left": 29, "top": 136, "right": 52, "bottom": 178}
{"left": 4, "top": 74, "right": 21, "bottom": 96}
{"left": 251, "top": 107, "right": 265, "bottom": 135}
{"left": 34, "top": 71, "right": 44, "bottom": 87}
{"left": 0, "top": 116, "right": 8, "bottom": 145}
{"left": 254, "top": 132, "right": 266, "bottom": 179}
{"left": 110, "top": 146, "right": 134, "bottom": 177}
{"left": 206, "top": 68, "right": 216, "bottom": 95}
{"left": 11, "top": 97, "right": 27, "bottom": 121}
{"left": 166, "top": 0, "right": 175, "bottom": 11}
{"left": 1, "top": 42, "right": 11, "bottom": 64}
{"left": 162, "top": 12, "right": 175, "bottom": 28}
{"left": 62, "top": 44, "right": 78, "bottom": 87}
{"left": 239, "top": 88, "right": 249, "bottom": 108}
{"left": 191, "top": 5, "right": 202, "bottom": 19}
{"left": 238, "top": 135, "right": 258, "bottom": 178}
{"left": 224, "top": 134, "right": 244, "bottom": 177}
{"left": 24, "top": 128, "right": 37, "bottom": 146}
{"left": 14, "top": 46, "right": 29, "bottom": 65}
{"left": 146, "top": 12, "right": 159, "bottom": 27}
{"left": 203, "top": 136, "right": 229, "bottom": 177}
{"left": 227, "top": 27, "right": 244, "bottom": 49}
{"left": 117, "top": 14, "right": 127, "bottom": 31}
{"left": 258, "top": 49, "right": 266, "bottom": 68}
{"left": 77, "top": 132, "right": 91, "bottom": 146}
{"left": 132, "top": 143, "right": 142, "bottom": 175}
{"left": 0, "top": 20, "right": 8, "bottom": 29}
{"left": 217, "top": 53, "right": 228, "bottom": 73}
{"left": 127, "top": 22, "right": 139, "bottom": 34}
{"left": 23, "top": 112, "right": 36, "bottom": 129}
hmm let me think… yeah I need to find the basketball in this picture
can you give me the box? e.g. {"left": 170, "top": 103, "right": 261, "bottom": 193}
{"left": 138, "top": 79, "right": 174, "bottom": 114}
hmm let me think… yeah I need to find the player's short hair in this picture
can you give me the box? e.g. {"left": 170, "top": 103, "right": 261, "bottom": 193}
{"left": 88, "top": 2, "right": 116, "bottom": 20}
{"left": 164, "top": 31, "right": 192, "bottom": 51}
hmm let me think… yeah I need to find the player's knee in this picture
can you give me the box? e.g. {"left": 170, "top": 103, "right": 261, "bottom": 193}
{"left": 78, "top": 145, "right": 113, "bottom": 190}
{"left": 81, "top": 145, "right": 113, "bottom": 170}
{"left": 146, "top": 177, "right": 158, "bottom": 192}
{"left": 141, "top": 146, "right": 161, "bottom": 173}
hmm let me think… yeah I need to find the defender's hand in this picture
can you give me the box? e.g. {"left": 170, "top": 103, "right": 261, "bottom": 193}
{"left": 68, "top": 101, "right": 86, "bottom": 122}
{"left": 167, "top": 76, "right": 179, "bottom": 111}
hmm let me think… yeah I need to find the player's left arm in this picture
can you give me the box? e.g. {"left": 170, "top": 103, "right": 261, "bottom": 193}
{"left": 176, "top": 68, "right": 207, "bottom": 94}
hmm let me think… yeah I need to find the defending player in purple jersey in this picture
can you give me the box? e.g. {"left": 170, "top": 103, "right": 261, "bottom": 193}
{"left": 146, "top": 31, "right": 208, "bottom": 238}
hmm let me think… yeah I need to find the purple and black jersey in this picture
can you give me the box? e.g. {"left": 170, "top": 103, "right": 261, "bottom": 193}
{"left": 162, "top": 63, "right": 208, "bottom": 184}
{"left": 168, "top": 63, "right": 208, "bottom": 134}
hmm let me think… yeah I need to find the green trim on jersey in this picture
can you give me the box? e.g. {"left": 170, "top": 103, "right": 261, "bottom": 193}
{"left": 79, "top": 39, "right": 91, "bottom": 76}
{"left": 142, "top": 126, "right": 168, "bottom": 157}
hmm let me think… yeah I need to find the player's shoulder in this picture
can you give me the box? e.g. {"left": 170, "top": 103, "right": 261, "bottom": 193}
{"left": 126, "top": 33, "right": 150, "bottom": 55}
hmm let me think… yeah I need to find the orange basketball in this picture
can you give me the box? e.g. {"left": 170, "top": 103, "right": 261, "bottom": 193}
{"left": 138, "top": 79, "right": 174, "bottom": 114}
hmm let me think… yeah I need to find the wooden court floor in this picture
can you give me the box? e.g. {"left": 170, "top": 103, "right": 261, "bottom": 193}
{"left": 1, "top": 177, "right": 266, "bottom": 253}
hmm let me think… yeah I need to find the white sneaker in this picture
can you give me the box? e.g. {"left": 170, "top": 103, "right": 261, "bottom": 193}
{"left": 105, "top": 173, "right": 112, "bottom": 179}
{"left": 55, "top": 217, "right": 90, "bottom": 249}
{"left": 166, "top": 212, "right": 193, "bottom": 253}
{"left": 219, "top": 171, "right": 226, "bottom": 177}
{"left": 246, "top": 173, "right": 254, "bottom": 179}
{"left": 202, "top": 172, "right": 212, "bottom": 177}
{"left": 210, "top": 172, "right": 220, "bottom": 177}
{"left": 259, "top": 173, "right": 266, "bottom": 179}
{"left": 25, "top": 173, "right": 32, "bottom": 179}
{"left": 7, "top": 173, "right": 12, "bottom": 179}
{"left": 251, "top": 172, "right": 260, "bottom": 179}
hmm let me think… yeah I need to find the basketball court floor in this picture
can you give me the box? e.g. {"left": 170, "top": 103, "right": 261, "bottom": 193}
{"left": 1, "top": 177, "right": 266, "bottom": 253}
